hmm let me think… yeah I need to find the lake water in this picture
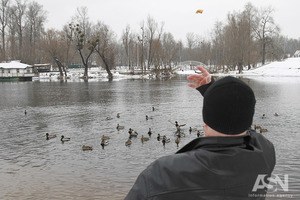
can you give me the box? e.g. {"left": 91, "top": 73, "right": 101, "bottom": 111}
{"left": 0, "top": 76, "right": 299, "bottom": 200}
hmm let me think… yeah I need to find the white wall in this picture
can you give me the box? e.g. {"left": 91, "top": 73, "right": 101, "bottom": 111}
{"left": 0, "top": 68, "right": 33, "bottom": 77}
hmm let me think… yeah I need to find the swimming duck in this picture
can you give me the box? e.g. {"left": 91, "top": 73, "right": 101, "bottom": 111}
{"left": 162, "top": 135, "right": 170, "bottom": 146}
{"left": 163, "top": 136, "right": 170, "bottom": 143}
{"left": 254, "top": 125, "right": 261, "bottom": 130}
{"left": 82, "top": 145, "right": 93, "bottom": 151}
{"left": 128, "top": 128, "right": 138, "bottom": 137}
{"left": 148, "top": 128, "right": 152, "bottom": 137}
{"left": 197, "top": 131, "right": 204, "bottom": 137}
{"left": 101, "top": 135, "right": 110, "bottom": 140}
{"left": 61, "top": 135, "right": 70, "bottom": 142}
{"left": 189, "top": 127, "right": 197, "bottom": 133}
{"left": 125, "top": 139, "right": 132, "bottom": 147}
{"left": 274, "top": 113, "right": 279, "bottom": 116}
{"left": 116, "top": 124, "right": 125, "bottom": 130}
{"left": 260, "top": 128, "right": 268, "bottom": 133}
{"left": 106, "top": 116, "right": 113, "bottom": 120}
{"left": 130, "top": 132, "right": 138, "bottom": 137}
{"left": 261, "top": 114, "right": 266, "bottom": 119}
{"left": 101, "top": 140, "right": 109, "bottom": 145}
{"left": 146, "top": 115, "right": 153, "bottom": 120}
{"left": 157, "top": 133, "right": 163, "bottom": 141}
{"left": 169, "top": 120, "right": 186, "bottom": 133}
{"left": 46, "top": 133, "right": 56, "bottom": 140}
{"left": 101, "top": 139, "right": 109, "bottom": 149}
{"left": 174, "top": 121, "right": 186, "bottom": 127}
{"left": 116, "top": 113, "right": 120, "bottom": 118}
{"left": 176, "top": 132, "right": 185, "bottom": 138}
{"left": 141, "top": 135, "right": 150, "bottom": 143}
{"left": 128, "top": 128, "right": 133, "bottom": 134}
{"left": 175, "top": 137, "right": 180, "bottom": 147}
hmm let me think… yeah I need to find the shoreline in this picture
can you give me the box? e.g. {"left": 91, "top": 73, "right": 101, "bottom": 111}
{"left": 32, "top": 57, "right": 300, "bottom": 82}
{"left": 33, "top": 70, "right": 300, "bottom": 83}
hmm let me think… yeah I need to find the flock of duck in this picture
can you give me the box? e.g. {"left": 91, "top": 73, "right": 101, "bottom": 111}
{"left": 119, "top": 113, "right": 205, "bottom": 149}
{"left": 43, "top": 107, "right": 206, "bottom": 151}
{"left": 43, "top": 109, "right": 277, "bottom": 151}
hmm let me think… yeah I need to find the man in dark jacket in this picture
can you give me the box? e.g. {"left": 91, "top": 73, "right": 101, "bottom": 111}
{"left": 125, "top": 66, "right": 276, "bottom": 200}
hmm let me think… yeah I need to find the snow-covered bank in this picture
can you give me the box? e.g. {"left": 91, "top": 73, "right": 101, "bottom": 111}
{"left": 176, "top": 57, "right": 300, "bottom": 84}
{"left": 35, "top": 69, "right": 153, "bottom": 82}
{"left": 243, "top": 57, "right": 300, "bottom": 77}
{"left": 34, "top": 57, "right": 300, "bottom": 82}
{"left": 176, "top": 57, "right": 300, "bottom": 77}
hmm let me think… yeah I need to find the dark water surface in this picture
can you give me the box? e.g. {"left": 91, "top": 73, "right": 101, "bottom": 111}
{"left": 0, "top": 76, "right": 299, "bottom": 199}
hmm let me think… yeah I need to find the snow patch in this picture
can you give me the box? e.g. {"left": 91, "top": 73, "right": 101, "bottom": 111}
{"left": 243, "top": 58, "right": 300, "bottom": 77}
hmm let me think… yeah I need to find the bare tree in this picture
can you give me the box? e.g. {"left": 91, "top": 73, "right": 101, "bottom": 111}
{"left": 10, "top": 0, "right": 26, "bottom": 60}
{"left": 24, "top": 1, "right": 46, "bottom": 63}
{"left": 69, "top": 23, "right": 98, "bottom": 80}
{"left": 161, "top": 32, "right": 178, "bottom": 68}
{"left": 253, "top": 6, "right": 279, "bottom": 65}
{"left": 226, "top": 11, "right": 250, "bottom": 73}
{"left": 145, "top": 15, "right": 161, "bottom": 69}
{"left": 186, "top": 32, "right": 196, "bottom": 61}
{"left": 211, "top": 21, "right": 225, "bottom": 71}
{"left": 94, "top": 21, "right": 116, "bottom": 80}
{"left": 186, "top": 32, "right": 195, "bottom": 49}
{"left": 151, "top": 37, "right": 162, "bottom": 74}
{"left": 0, "top": 0, "right": 10, "bottom": 60}
{"left": 198, "top": 39, "right": 211, "bottom": 66}
{"left": 7, "top": 5, "right": 17, "bottom": 60}
{"left": 61, "top": 23, "right": 76, "bottom": 68}
{"left": 69, "top": 7, "right": 98, "bottom": 80}
{"left": 210, "top": 5, "right": 259, "bottom": 73}
{"left": 121, "top": 25, "right": 137, "bottom": 68}
{"left": 243, "top": 2, "right": 258, "bottom": 69}
{"left": 127, "top": 30, "right": 136, "bottom": 68}
{"left": 280, "top": 37, "right": 300, "bottom": 57}
{"left": 41, "top": 29, "right": 68, "bottom": 79}
{"left": 138, "top": 21, "right": 146, "bottom": 73}
{"left": 122, "top": 24, "right": 131, "bottom": 67}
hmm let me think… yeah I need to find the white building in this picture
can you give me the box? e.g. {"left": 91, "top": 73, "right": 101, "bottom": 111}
{"left": 0, "top": 61, "right": 34, "bottom": 81}
{"left": 294, "top": 50, "right": 300, "bottom": 57}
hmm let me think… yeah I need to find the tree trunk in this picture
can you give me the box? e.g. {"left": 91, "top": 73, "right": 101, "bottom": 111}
{"left": 78, "top": 50, "right": 89, "bottom": 80}
{"left": 84, "top": 64, "right": 88, "bottom": 79}
{"left": 262, "top": 41, "right": 266, "bottom": 65}
{"left": 104, "top": 60, "right": 113, "bottom": 80}
{"left": 53, "top": 57, "right": 67, "bottom": 80}
{"left": 98, "top": 53, "right": 113, "bottom": 80}
{"left": 2, "top": 31, "right": 5, "bottom": 60}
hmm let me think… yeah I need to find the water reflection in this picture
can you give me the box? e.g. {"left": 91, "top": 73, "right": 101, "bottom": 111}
{"left": 0, "top": 76, "right": 299, "bottom": 199}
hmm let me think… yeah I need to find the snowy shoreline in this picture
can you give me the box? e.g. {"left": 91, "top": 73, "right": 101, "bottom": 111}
{"left": 34, "top": 57, "right": 300, "bottom": 82}
{"left": 176, "top": 57, "right": 300, "bottom": 83}
{"left": 177, "top": 57, "right": 300, "bottom": 77}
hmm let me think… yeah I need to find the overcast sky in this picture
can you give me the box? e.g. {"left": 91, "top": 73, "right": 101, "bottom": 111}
{"left": 37, "top": 0, "right": 300, "bottom": 41}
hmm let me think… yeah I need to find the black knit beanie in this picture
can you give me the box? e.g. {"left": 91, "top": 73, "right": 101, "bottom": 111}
{"left": 202, "top": 76, "right": 256, "bottom": 135}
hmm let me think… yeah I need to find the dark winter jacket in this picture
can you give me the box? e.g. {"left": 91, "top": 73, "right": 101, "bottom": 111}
{"left": 124, "top": 131, "right": 276, "bottom": 200}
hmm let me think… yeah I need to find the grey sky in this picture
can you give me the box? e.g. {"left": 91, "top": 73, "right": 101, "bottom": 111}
{"left": 38, "top": 0, "right": 300, "bottom": 41}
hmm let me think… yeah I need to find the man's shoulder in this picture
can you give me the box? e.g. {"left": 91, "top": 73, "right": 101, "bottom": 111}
{"left": 248, "top": 129, "right": 275, "bottom": 149}
{"left": 148, "top": 131, "right": 275, "bottom": 173}
{"left": 146, "top": 145, "right": 211, "bottom": 177}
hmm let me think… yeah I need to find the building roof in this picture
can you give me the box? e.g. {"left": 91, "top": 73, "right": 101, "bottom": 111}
{"left": 294, "top": 50, "right": 300, "bottom": 56}
{"left": 0, "top": 61, "right": 32, "bottom": 69}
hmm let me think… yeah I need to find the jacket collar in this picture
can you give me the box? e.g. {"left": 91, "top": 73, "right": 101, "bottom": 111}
{"left": 176, "top": 132, "right": 251, "bottom": 154}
